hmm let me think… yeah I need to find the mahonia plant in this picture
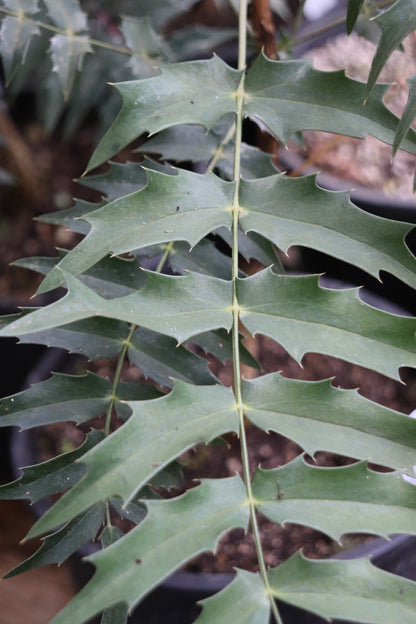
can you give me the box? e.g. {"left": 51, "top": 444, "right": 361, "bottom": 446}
{"left": 2, "top": 0, "right": 416, "bottom": 622}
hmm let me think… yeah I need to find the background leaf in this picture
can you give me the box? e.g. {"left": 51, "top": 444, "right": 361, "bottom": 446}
{"left": 0, "top": 15, "right": 40, "bottom": 84}
{"left": 128, "top": 327, "right": 218, "bottom": 387}
{"left": 393, "top": 71, "right": 416, "bottom": 156}
{"left": 42, "top": 0, "right": 87, "bottom": 32}
{"left": 346, "top": 0, "right": 365, "bottom": 34}
{"left": 0, "top": 373, "right": 113, "bottom": 428}
{"left": 49, "top": 33, "right": 92, "bottom": 99}
{"left": 0, "top": 429, "right": 103, "bottom": 501}
{"left": 5, "top": 503, "right": 106, "bottom": 577}
{"left": 120, "top": 15, "right": 165, "bottom": 77}
{"left": 366, "top": 0, "right": 416, "bottom": 98}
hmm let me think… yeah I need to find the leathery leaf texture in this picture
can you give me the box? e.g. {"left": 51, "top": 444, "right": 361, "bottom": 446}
{"left": 2, "top": 2, "right": 416, "bottom": 624}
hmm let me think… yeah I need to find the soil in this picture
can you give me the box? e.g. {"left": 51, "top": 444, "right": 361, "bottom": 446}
{"left": 281, "top": 31, "right": 416, "bottom": 200}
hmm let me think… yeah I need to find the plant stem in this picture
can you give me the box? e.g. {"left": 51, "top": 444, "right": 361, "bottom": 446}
{"left": 0, "top": 7, "right": 132, "bottom": 55}
{"left": 206, "top": 122, "right": 236, "bottom": 174}
{"left": 233, "top": 2, "right": 282, "bottom": 622}
{"left": 290, "top": 0, "right": 307, "bottom": 40}
{"left": 156, "top": 241, "right": 174, "bottom": 273}
{"left": 104, "top": 323, "right": 136, "bottom": 437}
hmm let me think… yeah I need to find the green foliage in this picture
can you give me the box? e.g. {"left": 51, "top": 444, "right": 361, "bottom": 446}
{"left": 2, "top": 1, "right": 416, "bottom": 623}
